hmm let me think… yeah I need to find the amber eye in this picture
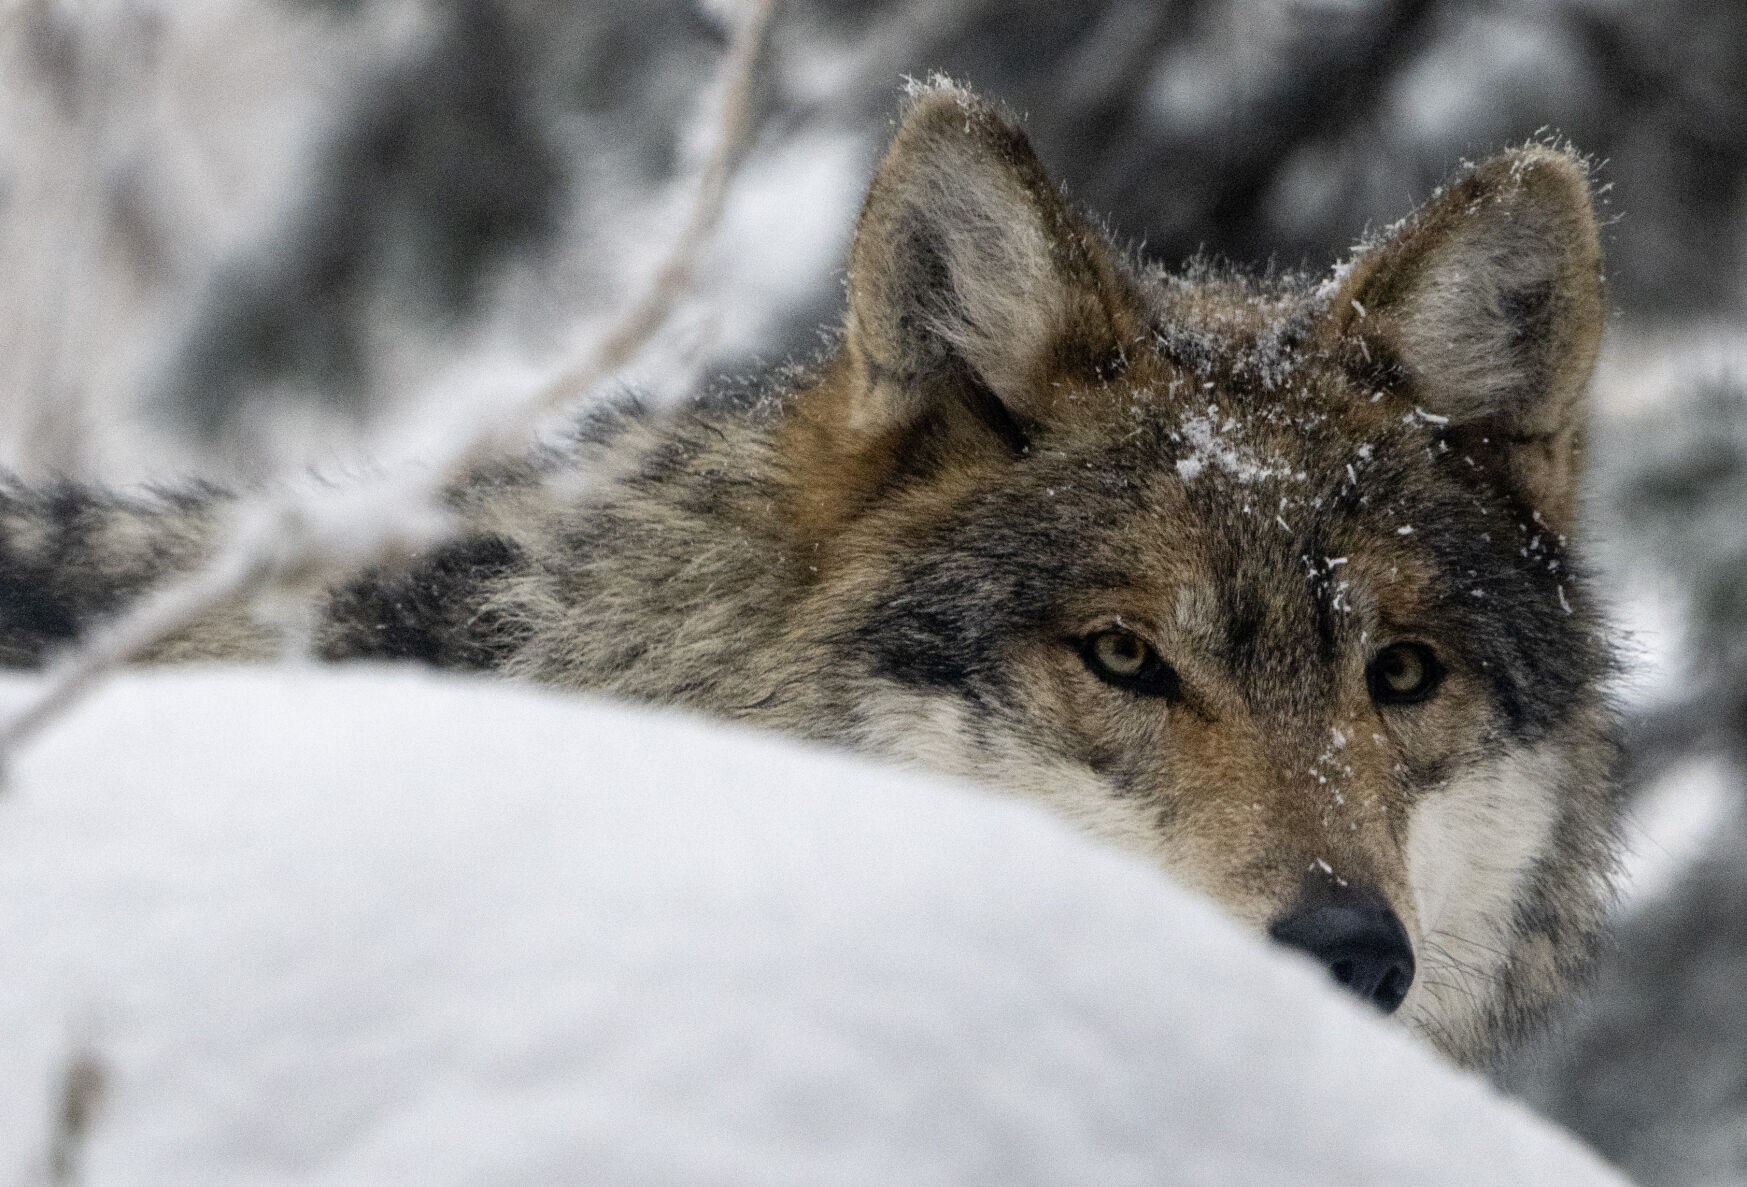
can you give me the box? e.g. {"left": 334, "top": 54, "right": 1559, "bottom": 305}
{"left": 1368, "top": 642, "right": 1443, "bottom": 705}
{"left": 1081, "top": 629, "right": 1181, "bottom": 699}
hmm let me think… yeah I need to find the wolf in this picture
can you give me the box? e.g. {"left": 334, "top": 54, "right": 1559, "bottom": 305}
{"left": 0, "top": 82, "right": 1618, "bottom": 1068}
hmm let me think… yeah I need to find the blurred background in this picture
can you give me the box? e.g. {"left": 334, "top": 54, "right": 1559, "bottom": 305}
{"left": 0, "top": 0, "right": 1742, "bottom": 1180}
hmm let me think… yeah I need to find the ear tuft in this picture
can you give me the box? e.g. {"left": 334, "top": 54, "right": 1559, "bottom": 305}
{"left": 1324, "top": 144, "right": 1605, "bottom": 525}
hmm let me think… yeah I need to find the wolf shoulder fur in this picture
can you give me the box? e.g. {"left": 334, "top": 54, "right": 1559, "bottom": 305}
{"left": 0, "top": 83, "right": 1620, "bottom": 1068}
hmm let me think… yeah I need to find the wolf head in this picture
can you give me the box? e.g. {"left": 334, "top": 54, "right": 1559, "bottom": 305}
{"left": 776, "top": 83, "right": 1617, "bottom": 1067}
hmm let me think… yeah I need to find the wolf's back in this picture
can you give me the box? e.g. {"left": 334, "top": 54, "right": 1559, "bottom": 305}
{"left": 0, "top": 482, "right": 229, "bottom": 666}
{"left": 0, "top": 477, "right": 530, "bottom": 670}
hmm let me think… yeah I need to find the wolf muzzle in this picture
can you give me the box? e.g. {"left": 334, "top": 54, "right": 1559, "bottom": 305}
{"left": 1268, "top": 885, "right": 1415, "bottom": 1014}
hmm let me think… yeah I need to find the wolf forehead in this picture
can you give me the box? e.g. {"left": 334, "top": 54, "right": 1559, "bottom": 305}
{"left": 843, "top": 349, "right": 1599, "bottom": 743}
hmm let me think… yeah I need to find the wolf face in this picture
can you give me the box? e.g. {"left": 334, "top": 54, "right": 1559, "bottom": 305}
{"left": 767, "top": 85, "right": 1618, "bottom": 1066}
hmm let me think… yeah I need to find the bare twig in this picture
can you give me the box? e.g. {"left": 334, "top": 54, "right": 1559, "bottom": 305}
{"left": 0, "top": 0, "right": 778, "bottom": 761}
{"left": 46, "top": 1043, "right": 106, "bottom": 1187}
{"left": 0, "top": 501, "right": 348, "bottom": 753}
{"left": 472, "top": 0, "right": 776, "bottom": 457}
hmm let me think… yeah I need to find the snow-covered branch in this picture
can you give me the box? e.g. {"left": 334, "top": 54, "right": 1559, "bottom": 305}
{"left": 0, "top": 0, "right": 778, "bottom": 761}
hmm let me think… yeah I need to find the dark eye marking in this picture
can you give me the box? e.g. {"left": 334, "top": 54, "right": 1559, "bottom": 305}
{"left": 1079, "top": 628, "right": 1182, "bottom": 700}
{"left": 1367, "top": 642, "right": 1443, "bottom": 705}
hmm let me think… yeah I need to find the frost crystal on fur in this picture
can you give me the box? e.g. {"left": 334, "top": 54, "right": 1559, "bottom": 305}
{"left": 1173, "top": 410, "right": 1293, "bottom": 484}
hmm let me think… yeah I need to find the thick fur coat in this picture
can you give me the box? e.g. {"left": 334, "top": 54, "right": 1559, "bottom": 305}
{"left": 0, "top": 84, "right": 1620, "bottom": 1068}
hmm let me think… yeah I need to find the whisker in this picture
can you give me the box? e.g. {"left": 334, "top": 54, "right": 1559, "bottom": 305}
{"left": 1420, "top": 944, "right": 1491, "bottom": 981}
{"left": 1425, "top": 929, "right": 1511, "bottom": 961}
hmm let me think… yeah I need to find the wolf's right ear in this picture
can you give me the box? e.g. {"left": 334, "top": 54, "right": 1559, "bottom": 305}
{"left": 834, "top": 84, "right": 1145, "bottom": 446}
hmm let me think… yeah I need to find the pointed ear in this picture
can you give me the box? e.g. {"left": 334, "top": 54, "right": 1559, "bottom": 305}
{"left": 1323, "top": 146, "right": 1605, "bottom": 529}
{"left": 840, "top": 83, "right": 1145, "bottom": 443}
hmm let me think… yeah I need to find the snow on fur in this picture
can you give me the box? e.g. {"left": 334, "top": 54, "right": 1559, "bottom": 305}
{"left": 0, "top": 668, "right": 1624, "bottom": 1184}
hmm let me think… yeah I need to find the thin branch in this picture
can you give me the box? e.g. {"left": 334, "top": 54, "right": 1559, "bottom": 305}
{"left": 46, "top": 1042, "right": 105, "bottom": 1187}
{"left": 445, "top": 0, "right": 775, "bottom": 468}
{"left": 0, "top": 503, "right": 321, "bottom": 753}
{"left": 0, "top": 0, "right": 778, "bottom": 761}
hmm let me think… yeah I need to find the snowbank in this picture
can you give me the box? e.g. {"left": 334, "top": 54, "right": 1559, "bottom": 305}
{"left": 0, "top": 668, "right": 1626, "bottom": 1185}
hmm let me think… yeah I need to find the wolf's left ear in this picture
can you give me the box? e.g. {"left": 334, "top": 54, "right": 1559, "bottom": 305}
{"left": 1323, "top": 146, "right": 1605, "bottom": 529}
{"left": 838, "top": 84, "right": 1145, "bottom": 441}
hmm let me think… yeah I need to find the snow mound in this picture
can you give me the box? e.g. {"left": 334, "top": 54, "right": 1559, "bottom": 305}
{"left": 0, "top": 668, "right": 1625, "bottom": 1185}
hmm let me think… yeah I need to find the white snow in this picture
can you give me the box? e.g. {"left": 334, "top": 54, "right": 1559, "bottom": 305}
{"left": 1173, "top": 412, "right": 1290, "bottom": 485}
{"left": 0, "top": 667, "right": 1625, "bottom": 1184}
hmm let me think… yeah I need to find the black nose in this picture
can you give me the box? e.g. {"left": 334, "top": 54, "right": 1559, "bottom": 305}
{"left": 1268, "top": 887, "right": 1415, "bottom": 1013}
